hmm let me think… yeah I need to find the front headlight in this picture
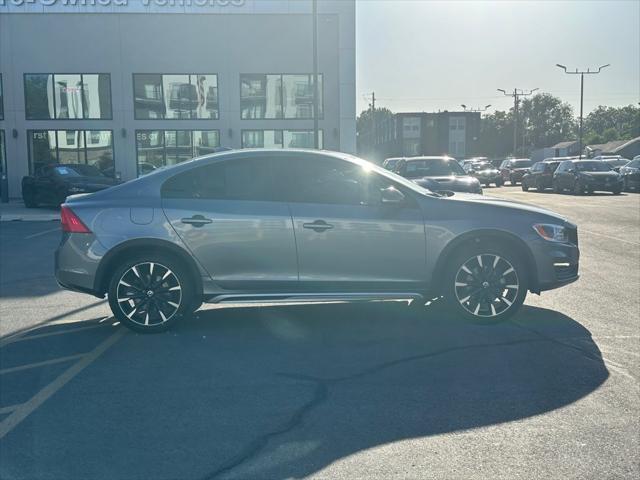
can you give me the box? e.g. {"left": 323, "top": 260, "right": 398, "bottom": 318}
{"left": 533, "top": 224, "right": 568, "bottom": 243}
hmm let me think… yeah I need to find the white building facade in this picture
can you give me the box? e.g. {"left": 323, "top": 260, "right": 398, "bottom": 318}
{"left": 0, "top": 0, "right": 356, "bottom": 199}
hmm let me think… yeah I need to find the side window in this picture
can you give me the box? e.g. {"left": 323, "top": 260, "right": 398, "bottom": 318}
{"left": 162, "top": 158, "right": 275, "bottom": 201}
{"left": 275, "top": 156, "right": 394, "bottom": 206}
{"left": 556, "top": 162, "right": 567, "bottom": 173}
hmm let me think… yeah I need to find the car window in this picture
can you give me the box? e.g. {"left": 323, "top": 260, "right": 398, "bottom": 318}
{"left": 556, "top": 161, "right": 568, "bottom": 172}
{"left": 575, "top": 162, "right": 612, "bottom": 172}
{"left": 161, "top": 158, "right": 275, "bottom": 201}
{"left": 275, "top": 156, "right": 402, "bottom": 206}
{"left": 511, "top": 160, "right": 533, "bottom": 168}
{"left": 403, "top": 159, "right": 465, "bottom": 177}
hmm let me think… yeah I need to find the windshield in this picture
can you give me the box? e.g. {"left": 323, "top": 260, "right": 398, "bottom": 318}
{"left": 575, "top": 162, "right": 612, "bottom": 172}
{"left": 403, "top": 159, "right": 466, "bottom": 177}
{"left": 474, "top": 162, "right": 495, "bottom": 170}
{"left": 54, "top": 165, "right": 104, "bottom": 177}
{"left": 511, "top": 160, "right": 533, "bottom": 168}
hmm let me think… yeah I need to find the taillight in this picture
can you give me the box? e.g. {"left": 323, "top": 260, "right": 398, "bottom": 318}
{"left": 60, "top": 206, "right": 91, "bottom": 233}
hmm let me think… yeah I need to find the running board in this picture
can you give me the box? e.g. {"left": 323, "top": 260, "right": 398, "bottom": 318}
{"left": 205, "top": 292, "right": 425, "bottom": 305}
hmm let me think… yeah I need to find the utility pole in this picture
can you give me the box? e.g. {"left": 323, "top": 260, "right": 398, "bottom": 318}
{"left": 371, "top": 91, "right": 376, "bottom": 150}
{"left": 497, "top": 88, "right": 538, "bottom": 156}
{"left": 556, "top": 63, "right": 610, "bottom": 160}
{"left": 312, "top": 0, "right": 319, "bottom": 149}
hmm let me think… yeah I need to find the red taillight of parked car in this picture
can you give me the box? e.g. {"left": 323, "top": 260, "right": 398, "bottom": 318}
{"left": 60, "top": 206, "right": 91, "bottom": 233}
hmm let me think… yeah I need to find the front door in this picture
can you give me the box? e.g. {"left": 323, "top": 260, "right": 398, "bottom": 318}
{"left": 161, "top": 157, "right": 298, "bottom": 289}
{"left": 275, "top": 155, "right": 427, "bottom": 291}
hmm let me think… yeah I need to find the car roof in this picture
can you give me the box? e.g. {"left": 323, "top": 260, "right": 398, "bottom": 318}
{"left": 405, "top": 156, "right": 455, "bottom": 161}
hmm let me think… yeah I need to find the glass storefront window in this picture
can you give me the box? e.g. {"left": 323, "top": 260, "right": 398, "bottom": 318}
{"left": 27, "top": 130, "right": 114, "bottom": 176}
{"left": 24, "top": 74, "right": 112, "bottom": 120}
{"left": 133, "top": 74, "right": 218, "bottom": 119}
{"left": 241, "top": 130, "right": 323, "bottom": 149}
{"left": 240, "top": 74, "right": 322, "bottom": 120}
{"left": 0, "top": 75, "right": 4, "bottom": 119}
{"left": 135, "top": 130, "right": 220, "bottom": 176}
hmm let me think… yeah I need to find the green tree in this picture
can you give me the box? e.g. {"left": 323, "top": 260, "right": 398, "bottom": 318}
{"left": 477, "top": 110, "right": 514, "bottom": 158}
{"left": 583, "top": 105, "right": 640, "bottom": 143}
{"left": 520, "top": 93, "right": 576, "bottom": 151}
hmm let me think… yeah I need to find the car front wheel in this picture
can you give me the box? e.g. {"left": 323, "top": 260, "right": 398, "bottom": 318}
{"left": 107, "top": 254, "right": 194, "bottom": 333}
{"left": 443, "top": 245, "right": 528, "bottom": 324}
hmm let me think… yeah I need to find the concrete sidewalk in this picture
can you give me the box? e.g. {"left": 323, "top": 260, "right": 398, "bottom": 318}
{"left": 0, "top": 201, "right": 59, "bottom": 222}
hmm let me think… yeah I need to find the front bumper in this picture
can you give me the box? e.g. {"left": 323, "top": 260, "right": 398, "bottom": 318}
{"left": 529, "top": 234, "right": 580, "bottom": 293}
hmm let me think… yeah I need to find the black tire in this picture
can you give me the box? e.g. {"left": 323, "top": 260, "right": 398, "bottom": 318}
{"left": 442, "top": 242, "right": 528, "bottom": 324}
{"left": 510, "top": 175, "right": 517, "bottom": 186}
{"left": 107, "top": 253, "right": 195, "bottom": 333}
{"left": 495, "top": 179, "right": 503, "bottom": 187}
{"left": 23, "top": 188, "right": 38, "bottom": 208}
{"left": 521, "top": 182, "right": 529, "bottom": 192}
{"left": 536, "top": 180, "right": 545, "bottom": 192}
{"left": 553, "top": 182, "right": 562, "bottom": 194}
{"left": 612, "top": 187, "right": 622, "bottom": 195}
{"left": 572, "top": 181, "right": 583, "bottom": 195}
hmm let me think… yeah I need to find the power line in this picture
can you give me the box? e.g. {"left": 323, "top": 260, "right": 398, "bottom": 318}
{"left": 497, "top": 88, "right": 538, "bottom": 155}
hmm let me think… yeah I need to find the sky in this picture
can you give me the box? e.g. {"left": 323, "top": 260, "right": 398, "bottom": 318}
{"left": 356, "top": 0, "right": 640, "bottom": 117}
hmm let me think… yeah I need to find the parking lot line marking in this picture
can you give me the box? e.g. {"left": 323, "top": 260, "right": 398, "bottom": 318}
{"left": 0, "top": 404, "right": 21, "bottom": 415}
{"left": 2, "top": 323, "right": 109, "bottom": 346}
{"left": 0, "top": 354, "right": 86, "bottom": 375}
{"left": 580, "top": 229, "right": 640, "bottom": 246}
{"left": 0, "top": 328, "right": 126, "bottom": 441}
{"left": 24, "top": 227, "right": 60, "bottom": 240}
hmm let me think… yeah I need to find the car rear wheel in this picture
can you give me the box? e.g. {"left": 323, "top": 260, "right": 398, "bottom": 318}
{"left": 443, "top": 245, "right": 528, "bottom": 324}
{"left": 23, "top": 188, "right": 38, "bottom": 208}
{"left": 509, "top": 175, "right": 517, "bottom": 186}
{"left": 107, "top": 254, "right": 194, "bottom": 333}
{"left": 521, "top": 182, "right": 529, "bottom": 192}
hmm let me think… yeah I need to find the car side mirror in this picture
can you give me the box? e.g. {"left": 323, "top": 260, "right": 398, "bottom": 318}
{"left": 380, "top": 186, "right": 405, "bottom": 205}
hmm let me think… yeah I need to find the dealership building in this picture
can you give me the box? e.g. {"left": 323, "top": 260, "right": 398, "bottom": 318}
{"left": 0, "top": 0, "right": 356, "bottom": 200}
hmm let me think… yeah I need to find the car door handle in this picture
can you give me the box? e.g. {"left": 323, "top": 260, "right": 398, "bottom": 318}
{"left": 181, "top": 215, "right": 213, "bottom": 227}
{"left": 303, "top": 220, "right": 334, "bottom": 232}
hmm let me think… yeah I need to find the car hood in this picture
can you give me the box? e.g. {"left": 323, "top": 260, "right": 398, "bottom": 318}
{"left": 66, "top": 176, "right": 119, "bottom": 186}
{"left": 475, "top": 169, "right": 499, "bottom": 174}
{"left": 441, "top": 192, "right": 567, "bottom": 221}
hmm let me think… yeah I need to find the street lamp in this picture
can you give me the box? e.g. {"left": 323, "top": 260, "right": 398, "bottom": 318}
{"left": 556, "top": 63, "right": 610, "bottom": 159}
{"left": 461, "top": 104, "right": 492, "bottom": 112}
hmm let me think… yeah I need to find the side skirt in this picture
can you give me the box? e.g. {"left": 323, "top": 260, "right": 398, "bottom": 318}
{"left": 205, "top": 292, "right": 425, "bottom": 305}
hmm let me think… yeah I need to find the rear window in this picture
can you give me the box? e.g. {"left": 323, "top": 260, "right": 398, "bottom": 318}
{"left": 511, "top": 160, "right": 533, "bottom": 168}
{"left": 575, "top": 162, "right": 612, "bottom": 172}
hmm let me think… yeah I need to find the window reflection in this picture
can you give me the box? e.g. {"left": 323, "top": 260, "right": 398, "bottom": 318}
{"left": 241, "top": 74, "right": 322, "bottom": 120}
{"left": 241, "top": 130, "right": 322, "bottom": 149}
{"left": 135, "top": 130, "right": 220, "bottom": 176}
{"left": 134, "top": 74, "right": 218, "bottom": 119}
{"left": 25, "top": 74, "right": 111, "bottom": 120}
{"left": 28, "top": 130, "right": 114, "bottom": 176}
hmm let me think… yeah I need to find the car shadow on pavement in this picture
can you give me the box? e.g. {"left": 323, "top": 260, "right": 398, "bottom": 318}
{"left": 0, "top": 302, "right": 608, "bottom": 480}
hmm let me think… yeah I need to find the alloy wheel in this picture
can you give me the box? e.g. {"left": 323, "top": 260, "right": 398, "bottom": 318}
{"left": 454, "top": 254, "right": 519, "bottom": 318}
{"left": 116, "top": 262, "right": 182, "bottom": 326}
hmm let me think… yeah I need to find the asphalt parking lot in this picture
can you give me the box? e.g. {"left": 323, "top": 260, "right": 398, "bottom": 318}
{"left": 0, "top": 186, "right": 638, "bottom": 480}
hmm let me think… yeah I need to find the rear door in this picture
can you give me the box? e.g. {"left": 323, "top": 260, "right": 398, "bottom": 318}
{"left": 274, "top": 154, "right": 427, "bottom": 290}
{"left": 161, "top": 157, "right": 298, "bottom": 288}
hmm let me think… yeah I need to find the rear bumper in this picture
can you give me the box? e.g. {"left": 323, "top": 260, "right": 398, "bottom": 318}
{"left": 54, "top": 232, "right": 106, "bottom": 297}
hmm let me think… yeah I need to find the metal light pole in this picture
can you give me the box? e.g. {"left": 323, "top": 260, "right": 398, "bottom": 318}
{"left": 556, "top": 64, "right": 610, "bottom": 160}
{"left": 497, "top": 88, "right": 538, "bottom": 156}
{"left": 312, "top": 0, "right": 319, "bottom": 149}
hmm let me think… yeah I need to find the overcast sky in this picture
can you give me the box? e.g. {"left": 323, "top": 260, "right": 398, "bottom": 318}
{"left": 356, "top": 0, "right": 640, "bottom": 116}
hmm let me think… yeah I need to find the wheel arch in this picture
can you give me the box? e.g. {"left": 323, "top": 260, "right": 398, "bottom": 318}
{"left": 431, "top": 229, "right": 540, "bottom": 295}
{"left": 94, "top": 238, "right": 204, "bottom": 297}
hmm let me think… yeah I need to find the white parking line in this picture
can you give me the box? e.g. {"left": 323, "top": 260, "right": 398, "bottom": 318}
{"left": 24, "top": 227, "right": 60, "bottom": 240}
{"left": 0, "top": 328, "right": 126, "bottom": 440}
{"left": 0, "top": 354, "right": 86, "bottom": 375}
{"left": 580, "top": 229, "right": 640, "bottom": 246}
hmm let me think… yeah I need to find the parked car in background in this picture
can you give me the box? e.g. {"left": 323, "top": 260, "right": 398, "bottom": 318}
{"left": 382, "top": 157, "right": 404, "bottom": 171}
{"left": 521, "top": 161, "right": 561, "bottom": 192}
{"left": 553, "top": 159, "right": 623, "bottom": 195}
{"left": 22, "top": 164, "right": 119, "bottom": 208}
{"left": 394, "top": 156, "right": 483, "bottom": 193}
{"left": 619, "top": 157, "right": 640, "bottom": 191}
{"left": 592, "top": 155, "right": 631, "bottom": 172}
{"left": 499, "top": 158, "right": 534, "bottom": 185}
{"left": 55, "top": 149, "right": 579, "bottom": 332}
{"left": 463, "top": 161, "right": 503, "bottom": 187}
